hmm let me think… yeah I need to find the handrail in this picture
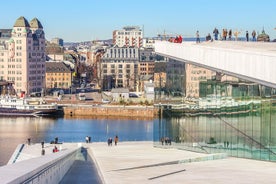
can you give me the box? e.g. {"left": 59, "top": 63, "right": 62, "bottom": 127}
{"left": 214, "top": 114, "right": 276, "bottom": 156}
{"left": 21, "top": 149, "right": 79, "bottom": 184}
{"left": 3, "top": 147, "right": 81, "bottom": 184}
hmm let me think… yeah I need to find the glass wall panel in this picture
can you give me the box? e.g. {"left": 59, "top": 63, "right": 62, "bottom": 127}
{"left": 154, "top": 60, "right": 276, "bottom": 162}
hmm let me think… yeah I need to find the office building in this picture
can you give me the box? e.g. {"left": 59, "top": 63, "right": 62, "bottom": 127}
{"left": 113, "top": 26, "right": 143, "bottom": 48}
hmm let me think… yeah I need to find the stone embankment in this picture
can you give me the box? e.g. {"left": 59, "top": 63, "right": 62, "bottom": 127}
{"left": 45, "top": 93, "right": 158, "bottom": 118}
{"left": 63, "top": 105, "right": 158, "bottom": 118}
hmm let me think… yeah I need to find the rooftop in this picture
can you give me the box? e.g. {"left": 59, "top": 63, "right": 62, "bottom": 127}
{"left": 46, "top": 61, "right": 71, "bottom": 73}
{"left": 13, "top": 16, "right": 30, "bottom": 27}
{"left": 30, "top": 18, "right": 43, "bottom": 29}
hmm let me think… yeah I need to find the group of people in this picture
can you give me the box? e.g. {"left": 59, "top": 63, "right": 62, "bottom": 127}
{"left": 107, "top": 135, "right": 119, "bottom": 146}
{"left": 211, "top": 28, "right": 257, "bottom": 42}
{"left": 167, "top": 28, "right": 259, "bottom": 44}
{"left": 168, "top": 35, "right": 183, "bottom": 43}
{"left": 85, "top": 136, "right": 91, "bottom": 143}
{"left": 160, "top": 137, "right": 172, "bottom": 145}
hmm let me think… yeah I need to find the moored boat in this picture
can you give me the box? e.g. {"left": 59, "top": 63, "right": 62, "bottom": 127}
{"left": 0, "top": 95, "right": 59, "bottom": 116}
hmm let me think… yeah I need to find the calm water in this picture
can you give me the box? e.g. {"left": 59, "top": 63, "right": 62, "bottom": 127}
{"left": 0, "top": 116, "right": 154, "bottom": 166}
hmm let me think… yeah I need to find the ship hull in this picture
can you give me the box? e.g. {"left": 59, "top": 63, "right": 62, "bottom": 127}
{"left": 0, "top": 107, "right": 59, "bottom": 117}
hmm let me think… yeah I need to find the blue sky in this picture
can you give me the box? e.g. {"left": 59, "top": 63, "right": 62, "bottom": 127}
{"left": 1, "top": 0, "right": 275, "bottom": 42}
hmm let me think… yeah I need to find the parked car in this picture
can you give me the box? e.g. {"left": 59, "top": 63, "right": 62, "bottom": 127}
{"left": 129, "top": 93, "right": 139, "bottom": 98}
{"left": 102, "top": 99, "right": 110, "bottom": 104}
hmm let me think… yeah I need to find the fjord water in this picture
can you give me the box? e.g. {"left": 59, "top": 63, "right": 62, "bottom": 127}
{"left": 0, "top": 117, "right": 154, "bottom": 166}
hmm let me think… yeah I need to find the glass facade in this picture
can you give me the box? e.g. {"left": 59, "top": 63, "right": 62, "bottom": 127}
{"left": 154, "top": 61, "right": 276, "bottom": 161}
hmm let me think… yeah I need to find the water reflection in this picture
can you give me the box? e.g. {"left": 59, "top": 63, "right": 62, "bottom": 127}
{"left": 0, "top": 117, "right": 154, "bottom": 166}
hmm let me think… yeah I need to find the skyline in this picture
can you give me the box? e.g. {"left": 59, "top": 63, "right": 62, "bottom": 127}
{"left": 1, "top": 0, "right": 276, "bottom": 42}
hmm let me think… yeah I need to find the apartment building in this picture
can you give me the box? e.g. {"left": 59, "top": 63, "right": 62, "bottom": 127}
{"left": 139, "top": 48, "right": 155, "bottom": 76}
{"left": 0, "top": 16, "right": 46, "bottom": 95}
{"left": 101, "top": 46, "right": 139, "bottom": 91}
{"left": 45, "top": 62, "right": 72, "bottom": 89}
{"left": 113, "top": 26, "right": 143, "bottom": 48}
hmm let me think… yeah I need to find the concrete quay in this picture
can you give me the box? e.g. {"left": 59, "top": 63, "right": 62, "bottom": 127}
{"left": 2, "top": 141, "right": 276, "bottom": 184}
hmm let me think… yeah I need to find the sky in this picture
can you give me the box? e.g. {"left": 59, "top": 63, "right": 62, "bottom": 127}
{"left": 0, "top": 0, "right": 275, "bottom": 42}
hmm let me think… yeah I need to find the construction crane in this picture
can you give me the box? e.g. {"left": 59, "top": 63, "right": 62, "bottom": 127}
{"left": 157, "top": 30, "right": 177, "bottom": 41}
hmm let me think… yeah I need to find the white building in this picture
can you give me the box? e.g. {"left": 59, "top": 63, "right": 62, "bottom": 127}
{"left": 50, "top": 37, "right": 63, "bottom": 46}
{"left": 113, "top": 26, "right": 143, "bottom": 48}
{"left": 0, "top": 16, "right": 46, "bottom": 95}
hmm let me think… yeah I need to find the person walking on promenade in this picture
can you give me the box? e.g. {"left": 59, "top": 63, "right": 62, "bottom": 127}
{"left": 252, "top": 30, "right": 256, "bottom": 41}
{"left": 196, "top": 31, "right": 200, "bottom": 43}
{"left": 213, "top": 27, "right": 219, "bottom": 40}
{"left": 85, "top": 136, "right": 89, "bottom": 143}
{"left": 114, "top": 135, "right": 119, "bottom": 146}
{"left": 107, "top": 137, "right": 112, "bottom": 146}
{"left": 54, "top": 137, "right": 58, "bottom": 144}
{"left": 246, "top": 31, "right": 249, "bottom": 41}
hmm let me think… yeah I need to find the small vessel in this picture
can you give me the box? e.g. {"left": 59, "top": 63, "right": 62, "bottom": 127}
{"left": 0, "top": 95, "right": 59, "bottom": 116}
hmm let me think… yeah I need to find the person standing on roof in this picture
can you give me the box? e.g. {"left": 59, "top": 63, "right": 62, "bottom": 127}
{"left": 178, "top": 35, "right": 182, "bottom": 43}
{"left": 213, "top": 27, "right": 219, "bottom": 40}
{"left": 196, "top": 31, "right": 200, "bottom": 43}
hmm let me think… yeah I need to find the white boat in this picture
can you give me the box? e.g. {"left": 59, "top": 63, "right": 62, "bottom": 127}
{"left": 0, "top": 96, "right": 59, "bottom": 116}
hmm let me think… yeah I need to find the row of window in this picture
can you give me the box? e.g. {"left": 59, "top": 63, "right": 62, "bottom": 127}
{"left": 47, "top": 78, "right": 70, "bottom": 81}
{"left": 103, "top": 64, "right": 131, "bottom": 69}
{"left": 47, "top": 73, "right": 70, "bottom": 76}
{"left": 7, "top": 71, "right": 22, "bottom": 74}
{"left": 7, "top": 58, "right": 22, "bottom": 62}
{"left": 7, "top": 65, "right": 22, "bottom": 68}
{"left": 29, "top": 64, "right": 44, "bottom": 69}
{"left": 191, "top": 76, "right": 207, "bottom": 80}
{"left": 117, "top": 32, "right": 141, "bottom": 35}
{"left": 191, "top": 70, "right": 207, "bottom": 74}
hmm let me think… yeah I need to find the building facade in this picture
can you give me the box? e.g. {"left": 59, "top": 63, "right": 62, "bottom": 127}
{"left": 50, "top": 37, "right": 64, "bottom": 46}
{"left": 113, "top": 26, "right": 143, "bottom": 48}
{"left": 101, "top": 46, "right": 139, "bottom": 91}
{"left": 45, "top": 62, "right": 72, "bottom": 89}
{"left": 0, "top": 16, "right": 46, "bottom": 95}
{"left": 139, "top": 48, "right": 155, "bottom": 76}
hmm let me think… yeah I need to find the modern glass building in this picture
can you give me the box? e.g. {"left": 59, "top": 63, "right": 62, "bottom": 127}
{"left": 154, "top": 61, "right": 276, "bottom": 161}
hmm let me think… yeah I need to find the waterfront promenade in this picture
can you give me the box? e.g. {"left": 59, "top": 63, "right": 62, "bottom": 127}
{"left": 2, "top": 141, "right": 276, "bottom": 184}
